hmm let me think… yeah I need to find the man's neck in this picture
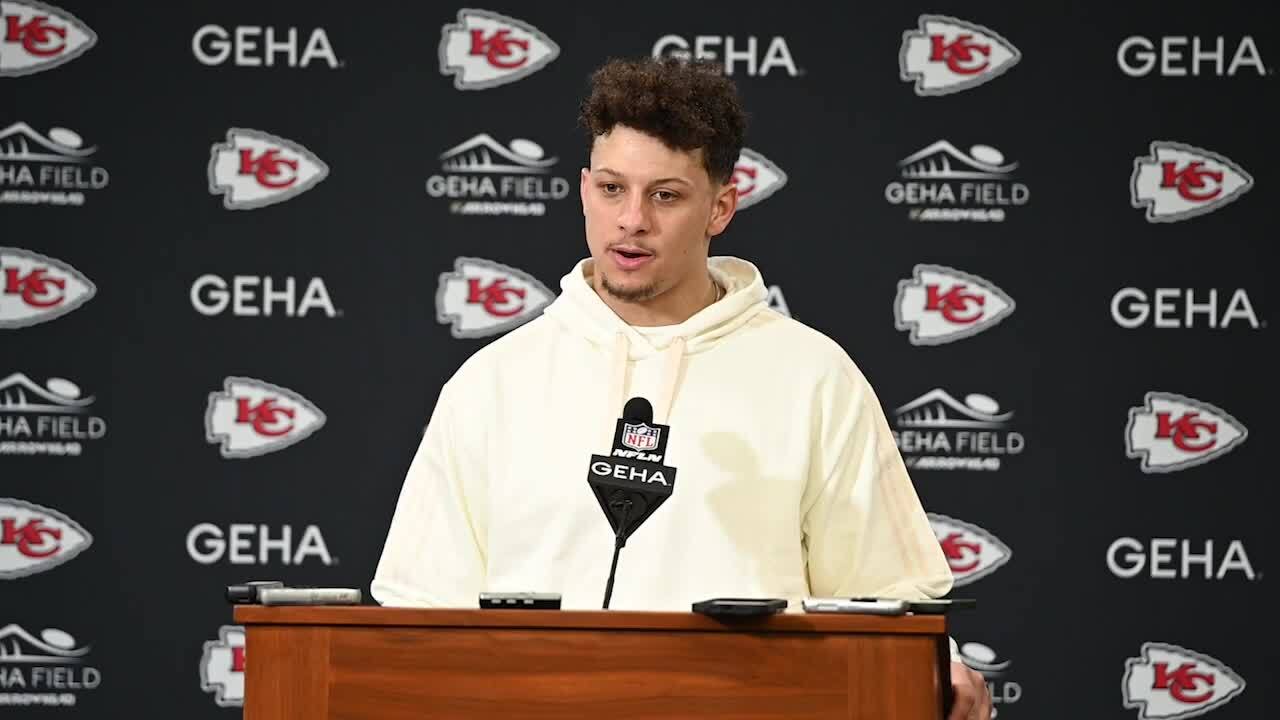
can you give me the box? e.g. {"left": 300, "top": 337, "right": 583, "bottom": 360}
{"left": 593, "top": 268, "right": 718, "bottom": 328}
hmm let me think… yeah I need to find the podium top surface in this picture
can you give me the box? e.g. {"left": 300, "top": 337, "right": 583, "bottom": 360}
{"left": 233, "top": 605, "right": 946, "bottom": 635}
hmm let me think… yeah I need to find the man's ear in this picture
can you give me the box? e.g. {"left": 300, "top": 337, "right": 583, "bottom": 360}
{"left": 580, "top": 168, "right": 590, "bottom": 217}
{"left": 707, "top": 180, "right": 739, "bottom": 238}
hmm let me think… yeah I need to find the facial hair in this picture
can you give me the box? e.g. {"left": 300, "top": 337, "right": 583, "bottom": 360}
{"left": 600, "top": 273, "right": 660, "bottom": 303}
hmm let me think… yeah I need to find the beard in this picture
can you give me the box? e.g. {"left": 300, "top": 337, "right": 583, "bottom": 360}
{"left": 600, "top": 272, "right": 660, "bottom": 302}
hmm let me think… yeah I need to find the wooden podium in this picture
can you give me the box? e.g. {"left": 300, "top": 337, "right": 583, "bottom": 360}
{"left": 233, "top": 605, "right": 952, "bottom": 719}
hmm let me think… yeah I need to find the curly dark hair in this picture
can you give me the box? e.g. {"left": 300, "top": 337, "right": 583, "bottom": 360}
{"left": 577, "top": 56, "right": 747, "bottom": 185}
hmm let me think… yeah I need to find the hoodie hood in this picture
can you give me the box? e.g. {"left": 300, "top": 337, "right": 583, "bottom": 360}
{"left": 542, "top": 255, "right": 770, "bottom": 359}
{"left": 541, "top": 255, "right": 770, "bottom": 430}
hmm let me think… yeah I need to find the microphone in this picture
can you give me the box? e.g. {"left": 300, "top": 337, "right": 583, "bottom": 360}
{"left": 623, "top": 397, "right": 651, "bottom": 423}
{"left": 587, "top": 396, "right": 677, "bottom": 609}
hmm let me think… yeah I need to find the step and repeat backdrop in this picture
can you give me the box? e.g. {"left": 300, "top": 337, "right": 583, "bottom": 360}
{"left": 1, "top": 1, "right": 1273, "bottom": 717}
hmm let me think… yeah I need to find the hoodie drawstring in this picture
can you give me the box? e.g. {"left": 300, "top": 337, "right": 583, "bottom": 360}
{"left": 603, "top": 331, "right": 687, "bottom": 449}
{"left": 604, "top": 332, "right": 629, "bottom": 450}
{"left": 653, "top": 337, "right": 685, "bottom": 425}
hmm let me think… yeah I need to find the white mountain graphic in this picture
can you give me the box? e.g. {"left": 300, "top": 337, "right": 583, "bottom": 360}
{"left": 958, "top": 642, "right": 1012, "bottom": 678}
{"left": 898, "top": 140, "right": 1015, "bottom": 179}
{"left": 0, "top": 122, "right": 96, "bottom": 162}
{"left": 895, "top": 389, "right": 1012, "bottom": 428}
{"left": 439, "top": 134, "right": 557, "bottom": 173}
{"left": 0, "top": 373, "right": 93, "bottom": 413}
{"left": 0, "top": 624, "right": 89, "bottom": 663}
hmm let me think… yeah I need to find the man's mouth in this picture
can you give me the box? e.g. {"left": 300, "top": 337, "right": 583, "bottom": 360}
{"left": 609, "top": 246, "right": 655, "bottom": 270}
{"left": 612, "top": 246, "right": 652, "bottom": 259}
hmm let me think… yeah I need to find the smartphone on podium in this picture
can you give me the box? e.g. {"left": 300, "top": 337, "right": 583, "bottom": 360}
{"left": 801, "top": 597, "right": 909, "bottom": 615}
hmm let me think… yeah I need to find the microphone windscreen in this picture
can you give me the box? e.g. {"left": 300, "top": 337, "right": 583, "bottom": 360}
{"left": 622, "top": 397, "right": 654, "bottom": 423}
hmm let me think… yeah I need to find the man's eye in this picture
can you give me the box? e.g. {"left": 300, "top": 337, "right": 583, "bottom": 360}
{"left": 602, "top": 183, "right": 621, "bottom": 194}
{"left": 654, "top": 190, "right": 678, "bottom": 202}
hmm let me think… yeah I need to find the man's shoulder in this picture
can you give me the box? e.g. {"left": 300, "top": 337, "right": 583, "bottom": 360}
{"left": 744, "top": 308, "right": 864, "bottom": 380}
{"left": 446, "top": 313, "right": 558, "bottom": 384}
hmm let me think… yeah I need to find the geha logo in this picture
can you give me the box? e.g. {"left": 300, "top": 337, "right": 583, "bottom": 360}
{"left": 0, "top": 122, "right": 110, "bottom": 207}
{"left": 190, "top": 275, "right": 339, "bottom": 318}
{"left": 436, "top": 257, "right": 553, "bottom": 339}
{"left": 0, "top": 372, "right": 106, "bottom": 457}
{"left": 192, "top": 25, "right": 340, "bottom": 68}
{"left": 208, "top": 128, "right": 329, "bottom": 210}
{"left": 893, "top": 389, "right": 1024, "bottom": 471}
{"left": 899, "top": 15, "right": 1019, "bottom": 96}
{"left": 1111, "top": 288, "right": 1261, "bottom": 330}
{"left": 426, "top": 133, "right": 569, "bottom": 216}
{"left": 186, "top": 523, "right": 335, "bottom": 566}
{"left": 651, "top": 34, "right": 800, "bottom": 77}
{"left": 439, "top": 9, "right": 558, "bottom": 90}
{"left": 766, "top": 285, "right": 790, "bottom": 318}
{"left": 886, "top": 140, "right": 1029, "bottom": 222}
{"left": 0, "top": 1, "right": 96, "bottom": 77}
{"left": 0, "top": 623, "right": 99, "bottom": 706}
{"left": 1107, "top": 537, "right": 1256, "bottom": 581}
{"left": 1117, "top": 36, "right": 1268, "bottom": 77}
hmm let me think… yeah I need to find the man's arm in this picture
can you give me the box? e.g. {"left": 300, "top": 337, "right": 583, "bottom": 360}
{"left": 800, "top": 361, "right": 986, "bottom": 717}
{"left": 800, "top": 360, "right": 955, "bottom": 603}
{"left": 370, "top": 380, "right": 488, "bottom": 607}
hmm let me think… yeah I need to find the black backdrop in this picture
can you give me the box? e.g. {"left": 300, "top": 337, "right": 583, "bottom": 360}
{"left": 1, "top": 1, "right": 1274, "bottom": 717}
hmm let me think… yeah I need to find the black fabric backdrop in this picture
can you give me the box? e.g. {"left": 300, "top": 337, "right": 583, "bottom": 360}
{"left": 1, "top": 1, "right": 1274, "bottom": 717}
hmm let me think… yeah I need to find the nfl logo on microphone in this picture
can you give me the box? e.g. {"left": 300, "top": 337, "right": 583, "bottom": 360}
{"left": 623, "top": 423, "right": 661, "bottom": 451}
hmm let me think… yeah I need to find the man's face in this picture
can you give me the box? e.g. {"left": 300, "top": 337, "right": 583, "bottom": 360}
{"left": 580, "top": 124, "right": 736, "bottom": 303}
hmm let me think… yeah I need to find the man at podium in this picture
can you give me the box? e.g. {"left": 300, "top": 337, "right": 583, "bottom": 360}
{"left": 372, "top": 56, "right": 991, "bottom": 720}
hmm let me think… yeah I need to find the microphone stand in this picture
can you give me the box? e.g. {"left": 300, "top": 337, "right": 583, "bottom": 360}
{"left": 601, "top": 496, "right": 633, "bottom": 609}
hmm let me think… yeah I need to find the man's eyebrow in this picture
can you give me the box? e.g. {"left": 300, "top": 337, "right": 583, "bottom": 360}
{"left": 593, "top": 167, "right": 694, "bottom": 186}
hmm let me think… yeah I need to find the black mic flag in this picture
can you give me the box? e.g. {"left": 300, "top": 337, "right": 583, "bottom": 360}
{"left": 587, "top": 396, "right": 677, "bottom": 608}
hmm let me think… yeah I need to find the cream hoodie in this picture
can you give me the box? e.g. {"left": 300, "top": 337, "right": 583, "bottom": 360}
{"left": 371, "top": 256, "right": 955, "bottom": 620}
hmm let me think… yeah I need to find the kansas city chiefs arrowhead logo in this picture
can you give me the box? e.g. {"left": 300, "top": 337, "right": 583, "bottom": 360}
{"left": 199, "top": 625, "right": 245, "bottom": 707}
{"left": 0, "top": 0, "right": 97, "bottom": 77}
{"left": 894, "top": 264, "right": 1015, "bottom": 346}
{"left": 205, "top": 377, "right": 326, "bottom": 459}
{"left": 0, "top": 246, "right": 96, "bottom": 329}
{"left": 1125, "top": 392, "right": 1247, "bottom": 474}
{"left": 207, "top": 128, "right": 330, "bottom": 210}
{"left": 928, "top": 513, "right": 1011, "bottom": 586}
{"left": 0, "top": 498, "right": 92, "bottom": 579}
{"left": 438, "top": 8, "right": 559, "bottom": 90}
{"left": 732, "top": 148, "right": 787, "bottom": 210}
{"left": 436, "top": 257, "right": 553, "bottom": 338}
{"left": 1123, "top": 642, "right": 1245, "bottom": 719}
{"left": 899, "top": 14, "right": 1020, "bottom": 96}
{"left": 1131, "top": 141, "right": 1253, "bottom": 223}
